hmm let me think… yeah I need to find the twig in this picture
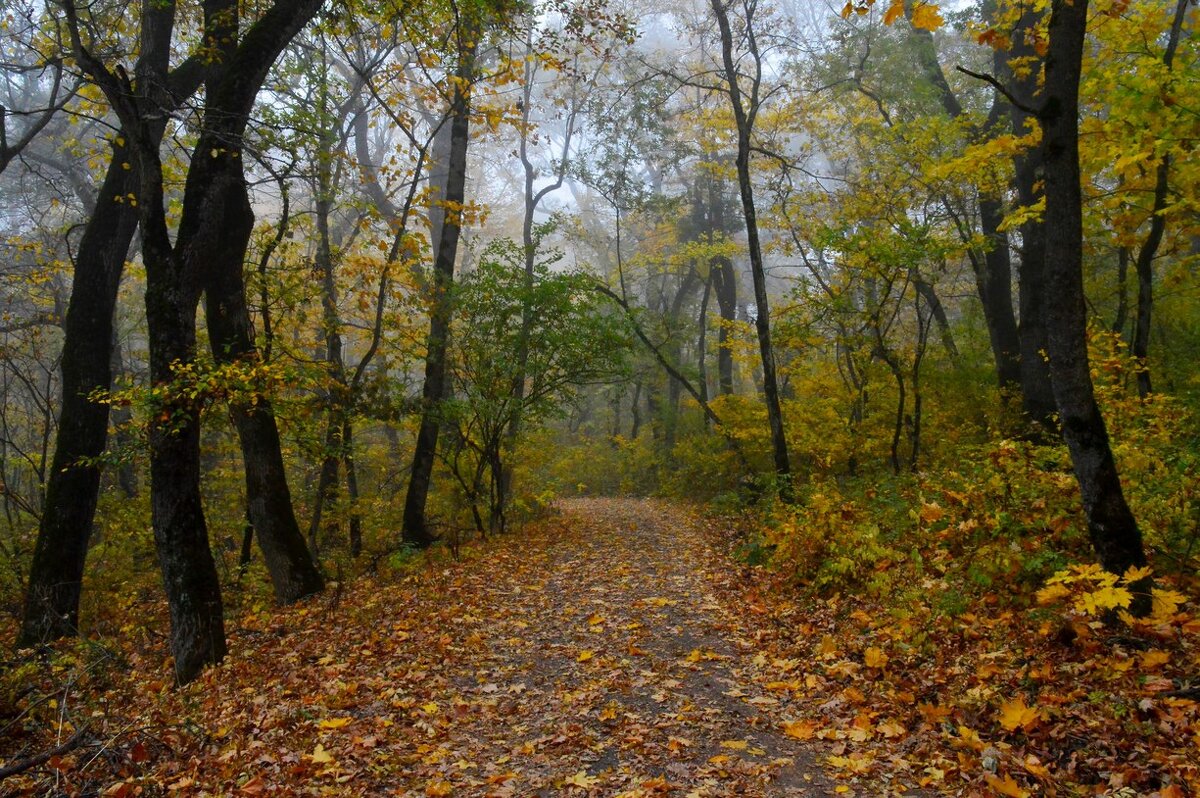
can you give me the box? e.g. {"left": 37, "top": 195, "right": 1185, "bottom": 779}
{"left": 0, "top": 724, "right": 89, "bottom": 780}
{"left": 954, "top": 66, "right": 1039, "bottom": 116}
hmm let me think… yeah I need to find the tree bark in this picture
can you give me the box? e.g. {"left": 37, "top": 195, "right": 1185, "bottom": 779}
{"left": 1130, "top": 0, "right": 1188, "bottom": 397}
{"left": 712, "top": 256, "right": 737, "bottom": 395}
{"left": 1041, "top": 0, "right": 1148, "bottom": 589}
{"left": 402, "top": 35, "right": 477, "bottom": 548}
{"left": 909, "top": 19, "right": 1019, "bottom": 389}
{"left": 199, "top": 0, "right": 325, "bottom": 603}
{"left": 17, "top": 136, "right": 139, "bottom": 646}
{"left": 711, "top": 0, "right": 790, "bottom": 485}
{"left": 1007, "top": 11, "right": 1059, "bottom": 431}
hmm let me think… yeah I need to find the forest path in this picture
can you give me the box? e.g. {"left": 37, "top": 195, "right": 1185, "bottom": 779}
{"left": 384, "top": 497, "right": 839, "bottom": 796}
{"left": 95, "top": 498, "right": 857, "bottom": 797}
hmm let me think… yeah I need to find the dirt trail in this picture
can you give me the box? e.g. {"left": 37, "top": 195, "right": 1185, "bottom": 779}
{"left": 400, "top": 497, "right": 838, "bottom": 796}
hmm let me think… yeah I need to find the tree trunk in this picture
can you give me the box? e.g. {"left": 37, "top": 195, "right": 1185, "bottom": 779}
{"left": 909, "top": 20, "right": 1019, "bottom": 390}
{"left": 711, "top": 0, "right": 790, "bottom": 485}
{"left": 1008, "top": 11, "right": 1059, "bottom": 431}
{"left": 698, "top": 270, "right": 713, "bottom": 413}
{"left": 402, "top": 36, "right": 477, "bottom": 548}
{"left": 109, "top": 331, "right": 138, "bottom": 498}
{"left": 1130, "top": 0, "right": 1187, "bottom": 397}
{"left": 17, "top": 137, "right": 138, "bottom": 647}
{"left": 1041, "top": 0, "right": 1148, "bottom": 590}
{"left": 712, "top": 256, "right": 737, "bottom": 395}
{"left": 202, "top": 176, "right": 326, "bottom": 603}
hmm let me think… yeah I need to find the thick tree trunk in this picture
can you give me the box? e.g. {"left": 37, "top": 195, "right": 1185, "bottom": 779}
{"left": 977, "top": 190, "right": 1022, "bottom": 390}
{"left": 202, "top": 175, "right": 325, "bottom": 603}
{"left": 1008, "top": 11, "right": 1059, "bottom": 431}
{"left": 402, "top": 38, "right": 476, "bottom": 548}
{"left": 17, "top": 138, "right": 138, "bottom": 647}
{"left": 143, "top": 226, "right": 227, "bottom": 684}
{"left": 1041, "top": 0, "right": 1148, "bottom": 589}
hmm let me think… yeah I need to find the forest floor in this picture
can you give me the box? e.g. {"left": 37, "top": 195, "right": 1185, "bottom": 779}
{"left": 6, "top": 497, "right": 1197, "bottom": 796}
{"left": 4, "top": 498, "right": 882, "bottom": 797}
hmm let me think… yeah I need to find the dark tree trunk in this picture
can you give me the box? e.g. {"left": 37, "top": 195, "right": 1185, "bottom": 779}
{"left": 712, "top": 256, "right": 737, "bottom": 395}
{"left": 909, "top": 19, "right": 1018, "bottom": 390}
{"left": 17, "top": 137, "right": 138, "bottom": 647}
{"left": 1130, "top": 0, "right": 1187, "bottom": 397}
{"left": 1041, "top": 0, "right": 1148, "bottom": 590}
{"left": 698, "top": 270, "right": 713, "bottom": 412}
{"left": 342, "top": 417, "right": 362, "bottom": 557}
{"left": 912, "top": 275, "right": 959, "bottom": 366}
{"left": 402, "top": 36, "right": 477, "bottom": 548}
{"left": 202, "top": 174, "right": 325, "bottom": 603}
{"left": 711, "top": 0, "right": 790, "bottom": 485}
{"left": 977, "top": 189, "right": 1022, "bottom": 390}
{"left": 109, "top": 331, "right": 138, "bottom": 498}
{"left": 197, "top": 0, "right": 324, "bottom": 603}
{"left": 1008, "top": 11, "right": 1059, "bottom": 431}
{"left": 1112, "top": 246, "right": 1130, "bottom": 338}
{"left": 630, "top": 382, "right": 642, "bottom": 439}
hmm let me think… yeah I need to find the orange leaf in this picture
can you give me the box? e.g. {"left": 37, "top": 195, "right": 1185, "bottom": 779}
{"left": 781, "top": 719, "right": 817, "bottom": 740}
{"left": 883, "top": 0, "right": 904, "bottom": 25}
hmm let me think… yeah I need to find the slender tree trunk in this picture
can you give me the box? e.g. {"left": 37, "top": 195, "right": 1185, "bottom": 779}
{"left": 109, "top": 332, "right": 138, "bottom": 498}
{"left": 711, "top": 0, "right": 790, "bottom": 484}
{"left": 908, "top": 20, "right": 1018, "bottom": 390}
{"left": 342, "top": 417, "right": 362, "bottom": 556}
{"left": 402, "top": 37, "right": 477, "bottom": 548}
{"left": 1130, "top": 0, "right": 1187, "bottom": 397}
{"left": 1112, "top": 246, "right": 1130, "bottom": 338}
{"left": 712, "top": 256, "right": 737, "bottom": 395}
{"left": 912, "top": 275, "right": 959, "bottom": 366}
{"left": 698, "top": 270, "right": 713, "bottom": 413}
{"left": 977, "top": 189, "right": 1022, "bottom": 390}
{"left": 1041, "top": 0, "right": 1148, "bottom": 590}
{"left": 630, "top": 382, "right": 642, "bottom": 439}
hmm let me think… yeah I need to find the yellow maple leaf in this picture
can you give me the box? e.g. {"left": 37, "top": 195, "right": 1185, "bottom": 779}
{"left": 425, "top": 780, "right": 453, "bottom": 797}
{"left": 1151, "top": 588, "right": 1187, "bottom": 620}
{"left": 1036, "top": 583, "right": 1070, "bottom": 605}
{"left": 910, "top": 2, "right": 943, "bottom": 31}
{"left": 563, "top": 771, "right": 598, "bottom": 788}
{"left": 309, "top": 744, "right": 334, "bottom": 765}
{"left": 318, "top": 717, "right": 351, "bottom": 730}
{"left": 984, "top": 773, "right": 1029, "bottom": 798}
{"left": 864, "top": 647, "right": 889, "bottom": 668}
{"left": 882, "top": 0, "right": 905, "bottom": 25}
{"left": 577, "top": 650, "right": 594, "bottom": 662}
{"left": 720, "top": 739, "right": 748, "bottom": 750}
{"left": 998, "top": 698, "right": 1041, "bottom": 732}
{"left": 781, "top": 719, "right": 817, "bottom": 740}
